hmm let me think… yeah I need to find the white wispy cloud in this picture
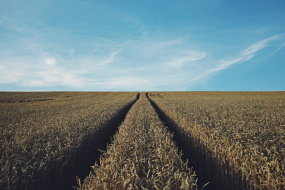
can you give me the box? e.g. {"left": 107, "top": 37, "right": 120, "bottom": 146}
{"left": 0, "top": 64, "right": 25, "bottom": 83}
{"left": 95, "top": 77, "right": 151, "bottom": 91}
{"left": 241, "top": 35, "right": 281, "bottom": 56}
{"left": 101, "top": 49, "right": 122, "bottom": 65}
{"left": 149, "top": 40, "right": 183, "bottom": 51}
{"left": 45, "top": 58, "right": 57, "bottom": 65}
{"left": 0, "top": 54, "right": 86, "bottom": 88}
{"left": 191, "top": 34, "right": 285, "bottom": 83}
{"left": 1, "top": 33, "right": 285, "bottom": 91}
{"left": 36, "top": 69, "right": 85, "bottom": 87}
{"left": 166, "top": 52, "right": 206, "bottom": 67}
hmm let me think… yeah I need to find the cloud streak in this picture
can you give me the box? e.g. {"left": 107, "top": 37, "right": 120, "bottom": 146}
{"left": 192, "top": 33, "right": 285, "bottom": 82}
{"left": 242, "top": 34, "right": 285, "bottom": 56}
{"left": 101, "top": 49, "right": 122, "bottom": 65}
{"left": 166, "top": 52, "right": 206, "bottom": 67}
{"left": 1, "top": 33, "right": 285, "bottom": 91}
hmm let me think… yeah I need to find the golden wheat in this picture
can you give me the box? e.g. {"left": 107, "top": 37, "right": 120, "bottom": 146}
{"left": 80, "top": 92, "right": 199, "bottom": 190}
{"left": 149, "top": 91, "right": 285, "bottom": 190}
{"left": 0, "top": 92, "right": 138, "bottom": 190}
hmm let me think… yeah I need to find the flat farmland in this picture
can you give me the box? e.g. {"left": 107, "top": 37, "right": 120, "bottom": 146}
{"left": 148, "top": 91, "right": 285, "bottom": 190}
{"left": 0, "top": 92, "right": 139, "bottom": 190}
{"left": 1, "top": 91, "right": 285, "bottom": 190}
{"left": 80, "top": 92, "right": 199, "bottom": 190}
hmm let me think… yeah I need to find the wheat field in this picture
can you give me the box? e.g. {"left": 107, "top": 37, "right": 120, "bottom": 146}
{"left": 148, "top": 91, "right": 285, "bottom": 190}
{"left": 0, "top": 92, "right": 138, "bottom": 190}
{"left": 1, "top": 91, "right": 284, "bottom": 190}
{"left": 79, "top": 92, "right": 199, "bottom": 190}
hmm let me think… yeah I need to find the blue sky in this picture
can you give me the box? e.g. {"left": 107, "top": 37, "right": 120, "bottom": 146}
{"left": 0, "top": 0, "right": 285, "bottom": 91}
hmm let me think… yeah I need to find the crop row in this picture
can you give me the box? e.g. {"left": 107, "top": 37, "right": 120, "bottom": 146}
{"left": 0, "top": 92, "right": 139, "bottom": 190}
{"left": 148, "top": 91, "right": 285, "bottom": 190}
{"left": 79, "top": 92, "right": 200, "bottom": 190}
